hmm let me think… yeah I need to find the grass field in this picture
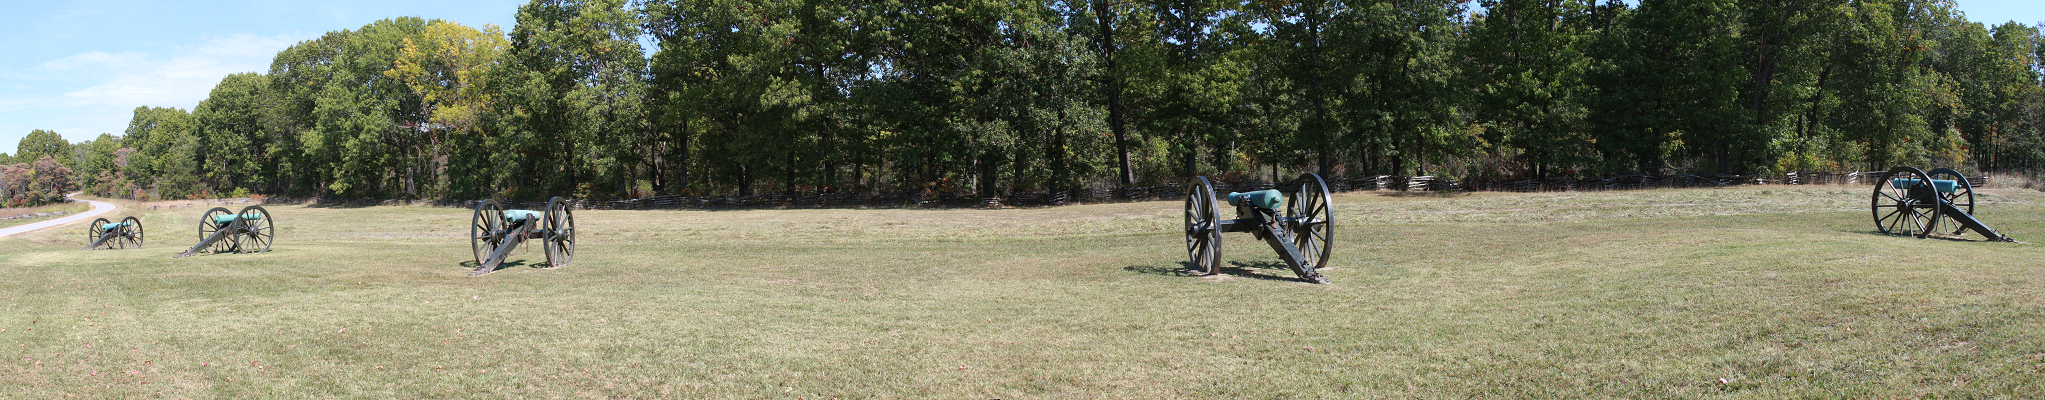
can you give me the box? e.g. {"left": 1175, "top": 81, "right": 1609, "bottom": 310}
{"left": 3, "top": 186, "right": 2044, "bottom": 398}
{"left": 0, "top": 201, "right": 93, "bottom": 229}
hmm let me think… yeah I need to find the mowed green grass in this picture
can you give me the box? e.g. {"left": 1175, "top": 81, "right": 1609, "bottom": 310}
{"left": 3, "top": 187, "right": 2044, "bottom": 398}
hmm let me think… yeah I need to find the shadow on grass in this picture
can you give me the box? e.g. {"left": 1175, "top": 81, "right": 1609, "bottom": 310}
{"left": 1855, "top": 229, "right": 2015, "bottom": 243}
{"left": 1220, "top": 260, "right": 1318, "bottom": 282}
{"left": 1123, "top": 261, "right": 1310, "bottom": 283}
{"left": 459, "top": 259, "right": 532, "bottom": 275}
{"left": 1124, "top": 264, "right": 1202, "bottom": 277}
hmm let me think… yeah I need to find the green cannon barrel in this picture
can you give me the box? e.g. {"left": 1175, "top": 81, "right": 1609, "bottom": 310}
{"left": 1226, "top": 189, "right": 1285, "bottom": 210}
{"left": 503, "top": 209, "right": 543, "bottom": 222}
{"left": 212, "top": 213, "right": 263, "bottom": 224}
{"left": 100, "top": 221, "right": 133, "bottom": 231}
{"left": 1890, "top": 178, "right": 1959, "bottom": 194}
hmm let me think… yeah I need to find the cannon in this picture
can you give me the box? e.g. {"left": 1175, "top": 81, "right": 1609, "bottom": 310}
{"left": 83, "top": 216, "right": 144, "bottom": 250}
{"left": 1183, "top": 173, "right": 1335, "bottom": 283}
{"left": 468, "top": 197, "right": 576, "bottom": 276}
{"left": 174, "top": 206, "right": 274, "bottom": 257}
{"left": 1870, "top": 166, "right": 2012, "bottom": 242}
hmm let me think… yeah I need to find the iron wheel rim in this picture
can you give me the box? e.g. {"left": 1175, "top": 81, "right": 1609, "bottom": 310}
{"left": 122, "top": 216, "right": 144, "bottom": 249}
{"left": 1926, "top": 168, "right": 1975, "bottom": 235}
{"left": 1184, "top": 177, "right": 1221, "bottom": 275}
{"left": 236, "top": 206, "right": 273, "bottom": 254}
{"left": 199, "top": 207, "right": 235, "bottom": 254}
{"left": 87, "top": 217, "right": 112, "bottom": 249}
{"left": 1871, "top": 167, "right": 1939, "bottom": 238}
{"left": 472, "top": 200, "right": 504, "bottom": 266}
{"left": 1287, "top": 173, "right": 1334, "bottom": 269}
{"left": 544, "top": 197, "right": 575, "bottom": 268}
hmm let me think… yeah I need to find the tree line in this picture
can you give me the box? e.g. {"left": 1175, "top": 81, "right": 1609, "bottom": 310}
{"left": 4, "top": 0, "right": 2043, "bottom": 206}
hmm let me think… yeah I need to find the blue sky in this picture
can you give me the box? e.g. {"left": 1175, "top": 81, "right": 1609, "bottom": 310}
{"left": 1, "top": 0, "right": 524, "bottom": 156}
{"left": 3, "top": 0, "right": 2043, "bottom": 155}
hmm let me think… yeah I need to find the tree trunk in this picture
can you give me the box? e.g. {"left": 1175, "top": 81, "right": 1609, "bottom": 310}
{"left": 739, "top": 165, "right": 753, "bottom": 196}
{"left": 676, "top": 119, "right": 694, "bottom": 194}
{"left": 1095, "top": 0, "right": 1135, "bottom": 187}
{"left": 1308, "top": 4, "right": 1331, "bottom": 177}
{"left": 1799, "top": 63, "right": 1831, "bottom": 165}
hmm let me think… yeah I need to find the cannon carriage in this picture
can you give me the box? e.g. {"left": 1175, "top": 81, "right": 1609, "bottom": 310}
{"left": 468, "top": 196, "right": 576, "bottom": 276}
{"left": 1183, "top": 173, "right": 1335, "bottom": 283}
{"left": 83, "top": 216, "right": 144, "bottom": 250}
{"left": 174, "top": 205, "right": 275, "bottom": 257}
{"left": 1870, "top": 166, "right": 2012, "bottom": 242}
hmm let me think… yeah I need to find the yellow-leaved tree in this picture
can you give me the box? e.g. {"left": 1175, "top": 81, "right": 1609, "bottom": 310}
{"left": 385, "top": 21, "right": 508, "bottom": 196}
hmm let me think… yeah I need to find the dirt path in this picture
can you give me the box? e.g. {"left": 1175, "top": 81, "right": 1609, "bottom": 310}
{"left": 0, "top": 193, "right": 116, "bottom": 238}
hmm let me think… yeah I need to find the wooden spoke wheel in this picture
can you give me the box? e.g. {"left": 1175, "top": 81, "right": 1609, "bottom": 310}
{"left": 86, "top": 217, "right": 113, "bottom": 250}
{"left": 120, "top": 216, "right": 144, "bottom": 249}
{"left": 1183, "top": 176, "right": 1223, "bottom": 275}
{"left": 1871, "top": 166, "right": 1939, "bottom": 238}
{"left": 235, "top": 206, "right": 273, "bottom": 254}
{"left": 471, "top": 200, "right": 506, "bottom": 266}
{"left": 543, "top": 196, "right": 576, "bottom": 268}
{"left": 1926, "top": 168, "right": 1975, "bottom": 236}
{"left": 199, "top": 207, "right": 238, "bottom": 254}
{"left": 1285, "top": 173, "right": 1334, "bottom": 270}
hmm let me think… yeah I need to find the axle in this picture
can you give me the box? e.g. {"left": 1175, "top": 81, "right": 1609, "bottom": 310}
{"left": 470, "top": 220, "right": 560, "bottom": 276}
{"left": 84, "top": 231, "right": 119, "bottom": 250}
{"left": 175, "top": 224, "right": 236, "bottom": 258}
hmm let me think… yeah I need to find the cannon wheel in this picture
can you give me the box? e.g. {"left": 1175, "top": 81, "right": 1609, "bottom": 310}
{"left": 543, "top": 196, "right": 576, "bottom": 268}
{"left": 1871, "top": 166, "right": 1939, "bottom": 238}
{"left": 1926, "top": 168, "right": 1975, "bottom": 235}
{"left": 471, "top": 200, "right": 506, "bottom": 266}
{"left": 199, "top": 207, "right": 238, "bottom": 254}
{"left": 1286, "top": 173, "right": 1335, "bottom": 270}
{"left": 236, "top": 206, "right": 273, "bottom": 254}
{"left": 1183, "top": 177, "right": 1223, "bottom": 275}
{"left": 121, "top": 216, "right": 144, "bottom": 249}
{"left": 86, "top": 217, "right": 113, "bottom": 249}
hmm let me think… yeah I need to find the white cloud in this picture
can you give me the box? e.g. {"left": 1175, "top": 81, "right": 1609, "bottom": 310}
{"left": 53, "top": 33, "right": 301, "bottom": 110}
{"left": 1, "top": 32, "right": 307, "bottom": 147}
{"left": 37, "top": 50, "right": 152, "bottom": 72}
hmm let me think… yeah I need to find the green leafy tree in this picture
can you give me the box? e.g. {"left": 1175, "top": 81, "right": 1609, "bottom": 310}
{"left": 1464, "top": 0, "right": 1599, "bottom": 178}
{"left": 387, "top": 21, "right": 510, "bottom": 198}
{"left": 1823, "top": 0, "right": 1939, "bottom": 170}
{"left": 1738, "top": 0, "right": 1841, "bottom": 173}
{"left": 1939, "top": 20, "right": 2043, "bottom": 171}
{"left": 74, "top": 133, "right": 123, "bottom": 196}
{"left": 122, "top": 106, "right": 195, "bottom": 197}
{"left": 1332, "top": 0, "right": 1472, "bottom": 176}
{"left": 263, "top": 32, "right": 348, "bottom": 195}
{"left": 1077, "top": 0, "right": 1145, "bottom": 186}
{"left": 193, "top": 72, "right": 272, "bottom": 193}
{"left": 16, "top": 129, "right": 71, "bottom": 168}
{"left": 500, "top": 0, "right": 647, "bottom": 199}
{"left": 1587, "top": 0, "right": 1751, "bottom": 174}
{"left": 1250, "top": 0, "right": 1350, "bottom": 176}
{"left": 311, "top": 18, "right": 429, "bottom": 198}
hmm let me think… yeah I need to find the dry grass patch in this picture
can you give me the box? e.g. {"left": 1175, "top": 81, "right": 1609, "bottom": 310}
{"left": 2, "top": 186, "right": 2043, "bottom": 397}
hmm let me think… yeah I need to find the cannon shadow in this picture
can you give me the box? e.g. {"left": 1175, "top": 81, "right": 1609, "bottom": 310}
{"left": 1850, "top": 229, "right": 2010, "bottom": 243}
{"left": 1220, "top": 261, "right": 1322, "bottom": 282}
{"left": 458, "top": 259, "right": 536, "bottom": 274}
{"left": 1123, "top": 264, "right": 1203, "bottom": 277}
{"left": 1123, "top": 262, "right": 1314, "bottom": 283}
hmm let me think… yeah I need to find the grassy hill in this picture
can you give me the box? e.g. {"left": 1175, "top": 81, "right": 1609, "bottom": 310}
{"left": 3, "top": 186, "right": 2043, "bottom": 398}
